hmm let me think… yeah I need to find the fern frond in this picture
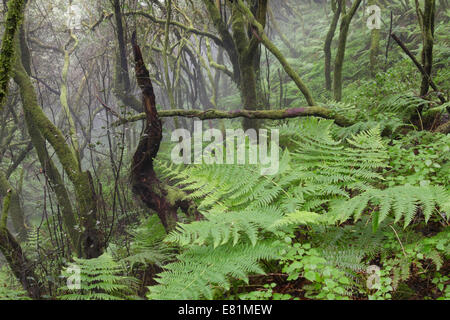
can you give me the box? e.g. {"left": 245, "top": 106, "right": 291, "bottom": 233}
{"left": 58, "top": 253, "right": 138, "bottom": 300}
{"left": 166, "top": 207, "right": 283, "bottom": 248}
{"left": 331, "top": 185, "right": 449, "bottom": 229}
{"left": 147, "top": 242, "right": 282, "bottom": 300}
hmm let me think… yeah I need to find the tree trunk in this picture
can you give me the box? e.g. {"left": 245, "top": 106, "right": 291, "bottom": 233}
{"left": 236, "top": 0, "right": 316, "bottom": 107}
{"left": 112, "top": 0, "right": 143, "bottom": 113}
{"left": 0, "top": 191, "right": 42, "bottom": 299}
{"left": 13, "top": 36, "right": 103, "bottom": 259}
{"left": 0, "top": 228, "right": 42, "bottom": 298}
{"left": 231, "top": 2, "right": 263, "bottom": 131}
{"left": 0, "top": 0, "right": 26, "bottom": 111}
{"left": 419, "top": 0, "right": 436, "bottom": 96}
{"left": 130, "top": 33, "right": 201, "bottom": 232}
{"left": 333, "top": 0, "right": 363, "bottom": 101}
{"left": 324, "top": 0, "right": 342, "bottom": 91}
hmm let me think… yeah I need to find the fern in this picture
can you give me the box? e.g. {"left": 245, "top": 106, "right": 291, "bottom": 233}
{"left": 157, "top": 149, "right": 295, "bottom": 213}
{"left": 379, "top": 93, "right": 435, "bottom": 117}
{"left": 149, "top": 118, "right": 447, "bottom": 300}
{"left": 58, "top": 253, "right": 138, "bottom": 300}
{"left": 166, "top": 207, "right": 284, "bottom": 248}
{"left": 270, "top": 211, "right": 325, "bottom": 229}
{"left": 0, "top": 266, "right": 31, "bottom": 300}
{"left": 147, "top": 242, "right": 282, "bottom": 300}
{"left": 286, "top": 119, "right": 388, "bottom": 211}
{"left": 122, "top": 216, "right": 173, "bottom": 269}
{"left": 330, "top": 185, "right": 450, "bottom": 229}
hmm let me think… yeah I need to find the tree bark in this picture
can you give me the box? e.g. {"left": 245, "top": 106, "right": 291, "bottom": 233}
{"left": 114, "top": 106, "right": 354, "bottom": 127}
{"left": 418, "top": 0, "right": 436, "bottom": 97}
{"left": 0, "top": 0, "right": 26, "bottom": 111}
{"left": 130, "top": 32, "right": 201, "bottom": 232}
{"left": 13, "top": 36, "right": 103, "bottom": 259}
{"left": 112, "top": 0, "right": 143, "bottom": 113}
{"left": 0, "top": 191, "right": 42, "bottom": 299}
{"left": 236, "top": 0, "right": 316, "bottom": 107}
{"left": 333, "top": 0, "right": 363, "bottom": 101}
{"left": 324, "top": 0, "right": 342, "bottom": 90}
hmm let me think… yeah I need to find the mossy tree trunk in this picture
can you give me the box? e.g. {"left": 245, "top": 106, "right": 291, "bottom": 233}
{"left": 11, "top": 23, "right": 82, "bottom": 256}
{"left": 333, "top": 0, "right": 363, "bottom": 101}
{"left": 0, "top": 191, "right": 42, "bottom": 299}
{"left": 0, "top": 0, "right": 26, "bottom": 111}
{"left": 231, "top": 2, "right": 260, "bottom": 130}
{"left": 59, "top": 23, "right": 80, "bottom": 162}
{"left": 236, "top": 0, "right": 316, "bottom": 107}
{"left": 202, "top": 0, "right": 241, "bottom": 85}
{"left": 324, "top": 0, "right": 342, "bottom": 91}
{"left": 0, "top": 1, "right": 43, "bottom": 299}
{"left": 116, "top": 106, "right": 354, "bottom": 127}
{"left": 15, "top": 29, "right": 80, "bottom": 253}
{"left": 416, "top": 0, "right": 436, "bottom": 97}
{"left": 162, "top": 0, "right": 179, "bottom": 129}
{"left": 204, "top": 0, "right": 314, "bottom": 129}
{"left": 202, "top": 0, "right": 268, "bottom": 130}
{"left": 13, "top": 36, "right": 103, "bottom": 259}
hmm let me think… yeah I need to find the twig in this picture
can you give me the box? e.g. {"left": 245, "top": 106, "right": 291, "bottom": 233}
{"left": 96, "top": 95, "right": 124, "bottom": 120}
{"left": 389, "top": 224, "right": 407, "bottom": 257}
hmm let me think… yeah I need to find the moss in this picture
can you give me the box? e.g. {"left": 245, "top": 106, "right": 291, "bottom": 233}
{"left": 231, "top": 2, "right": 263, "bottom": 130}
{"left": 0, "top": 0, "right": 26, "bottom": 111}
{"left": 202, "top": 0, "right": 240, "bottom": 83}
{"left": 0, "top": 225, "right": 42, "bottom": 299}
{"left": 21, "top": 99, "right": 81, "bottom": 254}
{"left": 13, "top": 37, "right": 80, "bottom": 184}
{"left": 13, "top": 36, "right": 102, "bottom": 258}
{"left": 19, "top": 25, "right": 31, "bottom": 75}
{"left": 324, "top": 0, "right": 342, "bottom": 90}
{"left": 333, "top": 0, "right": 363, "bottom": 101}
{"left": 1, "top": 189, "right": 12, "bottom": 230}
{"left": 115, "top": 106, "right": 354, "bottom": 127}
{"left": 166, "top": 185, "right": 187, "bottom": 206}
{"left": 236, "top": 0, "right": 316, "bottom": 106}
{"left": 231, "top": 5, "right": 249, "bottom": 56}
{"left": 419, "top": 0, "right": 436, "bottom": 96}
